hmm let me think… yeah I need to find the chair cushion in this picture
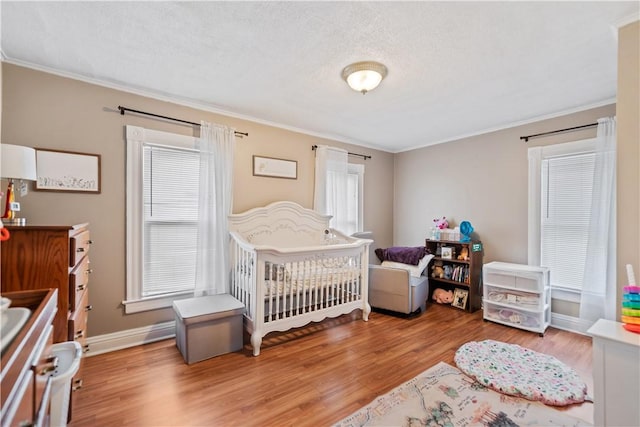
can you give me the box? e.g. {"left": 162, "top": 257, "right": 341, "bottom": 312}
{"left": 381, "top": 254, "right": 434, "bottom": 278}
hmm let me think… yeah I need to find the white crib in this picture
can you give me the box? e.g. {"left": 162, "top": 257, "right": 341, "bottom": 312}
{"left": 228, "top": 201, "right": 372, "bottom": 356}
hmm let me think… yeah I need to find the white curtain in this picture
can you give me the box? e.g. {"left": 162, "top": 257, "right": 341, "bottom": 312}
{"left": 580, "top": 116, "right": 616, "bottom": 323}
{"left": 313, "top": 145, "right": 350, "bottom": 233}
{"left": 194, "top": 121, "right": 235, "bottom": 296}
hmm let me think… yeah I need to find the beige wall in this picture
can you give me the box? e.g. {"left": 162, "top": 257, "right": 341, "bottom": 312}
{"left": 394, "top": 105, "right": 617, "bottom": 317}
{"left": 617, "top": 20, "right": 640, "bottom": 318}
{"left": 394, "top": 104, "right": 616, "bottom": 255}
{"left": 0, "top": 63, "right": 394, "bottom": 336}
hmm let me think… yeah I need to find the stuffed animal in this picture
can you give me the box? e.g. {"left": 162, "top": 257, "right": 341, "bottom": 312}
{"left": 457, "top": 246, "right": 469, "bottom": 261}
{"left": 443, "top": 265, "right": 453, "bottom": 280}
{"left": 433, "top": 217, "right": 449, "bottom": 230}
{"left": 432, "top": 288, "right": 454, "bottom": 304}
{"left": 432, "top": 265, "right": 444, "bottom": 278}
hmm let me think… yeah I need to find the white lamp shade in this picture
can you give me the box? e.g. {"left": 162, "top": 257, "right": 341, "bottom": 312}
{"left": 341, "top": 61, "right": 388, "bottom": 94}
{"left": 1, "top": 144, "right": 37, "bottom": 181}
{"left": 346, "top": 70, "right": 383, "bottom": 93}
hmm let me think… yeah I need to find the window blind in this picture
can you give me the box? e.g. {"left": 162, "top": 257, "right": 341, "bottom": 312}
{"left": 142, "top": 144, "right": 200, "bottom": 297}
{"left": 540, "top": 152, "right": 595, "bottom": 291}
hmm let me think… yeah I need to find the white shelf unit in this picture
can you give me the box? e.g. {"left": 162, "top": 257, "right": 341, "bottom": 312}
{"left": 482, "top": 262, "right": 550, "bottom": 336}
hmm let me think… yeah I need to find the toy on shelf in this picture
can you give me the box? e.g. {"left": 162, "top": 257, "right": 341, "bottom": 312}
{"left": 432, "top": 265, "right": 444, "bottom": 279}
{"left": 432, "top": 288, "right": 453, "bottom": 304}
{"left": 433, "top": 217, "right": 449, "bottom": 230}
{"left": 460, "top": 221, "right": 474, "bottom": 243}
{"left": 622, "top": 264, "right": 640, "bottom": 334}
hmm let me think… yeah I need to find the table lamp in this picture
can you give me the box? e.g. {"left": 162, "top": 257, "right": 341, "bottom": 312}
{"left": 1, "top": 144, "right": 37, "bottom": 225}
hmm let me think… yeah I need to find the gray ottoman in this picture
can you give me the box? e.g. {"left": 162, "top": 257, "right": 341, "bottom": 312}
{"left": 173, "top": 294, "right": 244, "bottom": 364}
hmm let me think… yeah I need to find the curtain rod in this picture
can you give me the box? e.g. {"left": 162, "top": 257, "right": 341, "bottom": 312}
{"left": 520, "top": 123, "right": 597, "bottom": 142}
{"left": 117, "top": 106, "right": 248, "bottom": 138}
{"left": 311, "top": 145, "right": 372, "bottom": 160}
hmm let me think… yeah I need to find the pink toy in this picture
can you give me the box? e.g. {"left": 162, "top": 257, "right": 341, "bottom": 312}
{"left": 433, "top": 217, "right": 449, "bottom": 230}
{"left": 432, "top": 288, "right": 453, "bottom": 304}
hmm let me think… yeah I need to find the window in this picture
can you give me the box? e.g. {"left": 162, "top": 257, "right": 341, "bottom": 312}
{"left": 124, "top": 126, "right": 200, "bottom": 313}
{"left": 314, "top": 145, "right": 365, "bottom": 236}
{"left": 528, "top": 139, "right": 596, "bottom": 300}
{"left": 327, "top": 163, "right": 364, "bottom": 235}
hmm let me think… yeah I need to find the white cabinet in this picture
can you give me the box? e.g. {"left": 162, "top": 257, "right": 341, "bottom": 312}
{"left": 482, "top": 262, "right": 550, "bottom": 336}
{"left": 588, "top": 319, "right": 640, "bottom": 427}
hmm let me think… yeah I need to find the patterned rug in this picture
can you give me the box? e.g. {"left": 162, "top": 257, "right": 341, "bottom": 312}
{"left": 334, "top": 362, "right": 591, "bottom": 427}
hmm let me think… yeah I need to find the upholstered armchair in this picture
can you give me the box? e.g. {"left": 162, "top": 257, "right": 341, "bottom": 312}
{"left": 368, "top": 247, "right": 433, "bottom": 315}
{"left": 369, "top": 265, "right": 430, "bottom": 314}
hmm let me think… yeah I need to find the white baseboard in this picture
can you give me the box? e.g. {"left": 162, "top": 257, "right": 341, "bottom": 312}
{"left": 84, "top": 321, "right": 176, "bottom": 357}
{"left": 550, "top": 312, "right": 593, "bottom": 335}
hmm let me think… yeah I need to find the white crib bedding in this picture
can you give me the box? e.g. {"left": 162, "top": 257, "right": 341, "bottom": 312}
{"left": 263, "top": 259, "right": 361, "bottom": 296}
{"left": 263, "top": 269, "right": 361, "bottom": 296}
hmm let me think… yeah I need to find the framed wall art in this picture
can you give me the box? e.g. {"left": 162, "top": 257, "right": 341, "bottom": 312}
{"left": 253, "top": 155, "right": 297, "bottom": 179}
{"left": 452, "top": 288, "right": 469, "bottom": 310}
{"left": 441, "top": 246, "right": 453, "bottom": 260}
{"left": 35, "top": 149, "right": 101, "bottom": 193}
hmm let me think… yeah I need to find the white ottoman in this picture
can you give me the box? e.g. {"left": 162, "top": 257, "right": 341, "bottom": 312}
{"left": 173, "top": 294, "right": 244, "bottom": 364}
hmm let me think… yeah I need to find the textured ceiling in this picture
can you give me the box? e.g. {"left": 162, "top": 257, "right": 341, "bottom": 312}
{"left": 1, "top": 2, "right": 638, "bottom": 152}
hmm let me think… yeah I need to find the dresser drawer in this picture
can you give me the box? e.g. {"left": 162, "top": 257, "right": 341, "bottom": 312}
{"left": 68, "top": 289, "right": 91, "bottom": 345}
{"left": 70, "top": 229, "right": 92, "bottom": 267}
{"left": 483, "top": 262, "right": 549, "bottom": 292}
{"left": 484, "top": 301, "right": 549, "bottom": 330}
{"left": 33, "top": 324, "right": 55, "bottom": 422}
{"left": 69, "top": 256, "right": 91, "bottom": 312}
{"left": 484, "top": 285, "right": 548, "bottom": 311}
{"left": 3, "top": 369, "right": 35, "bottom": 427}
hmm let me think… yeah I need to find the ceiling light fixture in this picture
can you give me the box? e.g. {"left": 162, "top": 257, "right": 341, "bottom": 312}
{"left": 341, "top": 61, "right": 388, "bottom": 94}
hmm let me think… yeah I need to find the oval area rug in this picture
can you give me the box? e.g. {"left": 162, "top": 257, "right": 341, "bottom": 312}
{"left": 454, "top": 339, "right": 590, "bottom": 406}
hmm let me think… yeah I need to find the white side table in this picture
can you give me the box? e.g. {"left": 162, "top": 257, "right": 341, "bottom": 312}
{"left": 587, "top": 319, "right": 640, "bottom": 427}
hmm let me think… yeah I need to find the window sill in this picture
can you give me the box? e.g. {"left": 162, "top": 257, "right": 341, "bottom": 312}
{"left": 550, "top": 286, "right": 581, "bottom": 303}
{"left": 122, "top": 292, "right": 194, "bottom": 314}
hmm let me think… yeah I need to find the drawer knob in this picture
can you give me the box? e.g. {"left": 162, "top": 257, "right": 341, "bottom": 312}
{"left": 87, "top": 239, "right": 93, "bottom": 245}
{"left": 77, "top": 284, "right": 86, "bottom": 292}
{"left": 37, "top": 355, "right": 59, "bottom": 375}
{"left": 75, "top": 330, "right": 85, "bottom": 339}
{"left": 72, "top": 378, "right": 84, "bottom": 391}
{"left": 86, "top": 268, "right": 94, "bottom": 275}
{"left": 83, "top": 344, "right": 90, "bottom": 353}
{"left": 85, "top": 305, "right": 93, "bottom": 312}
{"left": 77, "top": 247, "right": 85, "bottom": 253}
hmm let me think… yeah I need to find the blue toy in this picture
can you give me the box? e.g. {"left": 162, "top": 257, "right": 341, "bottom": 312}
{"left": 460, "top": 221, "right": 474, "bottom": 242}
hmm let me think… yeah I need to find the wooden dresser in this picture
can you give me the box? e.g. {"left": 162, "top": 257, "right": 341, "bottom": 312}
{"left": 1, "top": 289, "right": 58, "bottom": 427}
{"left": 1, "top": 223, "right": 93, "bottom": 421}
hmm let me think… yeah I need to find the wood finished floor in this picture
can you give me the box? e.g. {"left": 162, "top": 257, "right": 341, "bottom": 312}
{"left": 69, "top": 304, "right": 593, "bottom": 426}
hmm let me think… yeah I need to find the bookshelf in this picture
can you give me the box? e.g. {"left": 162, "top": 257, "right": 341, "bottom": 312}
{"left": 425, "top": 238, "right": 483, "bottom": 312}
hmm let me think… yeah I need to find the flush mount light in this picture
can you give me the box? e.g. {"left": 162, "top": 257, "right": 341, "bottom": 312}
{"left": 341, "top": 61, "right": 388, "bottom": 94}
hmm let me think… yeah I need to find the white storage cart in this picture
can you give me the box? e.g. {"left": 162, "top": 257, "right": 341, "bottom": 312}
{"left": 482, "top": 262, "right": 550, "bottom": 336}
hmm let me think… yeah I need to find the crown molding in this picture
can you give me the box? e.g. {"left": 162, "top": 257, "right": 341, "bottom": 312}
{"left": 1, "top": 57, "right": 616, "bottom": 155}
{"left": 1, "top": 57, "right": 391, "bottom": 153}
{"left": 614, "top": 11, "right": 640, "bottom": 29}
{"left": 398, "top": 98, "right": 616, "bottom": 153}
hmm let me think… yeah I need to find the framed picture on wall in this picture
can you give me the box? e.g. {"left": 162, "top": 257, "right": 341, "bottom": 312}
{"left": 252, "top": 155, "right": 297, "bottom": 179}
{"left": 35, "top": 149, "right": 101, "bottom": 193}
